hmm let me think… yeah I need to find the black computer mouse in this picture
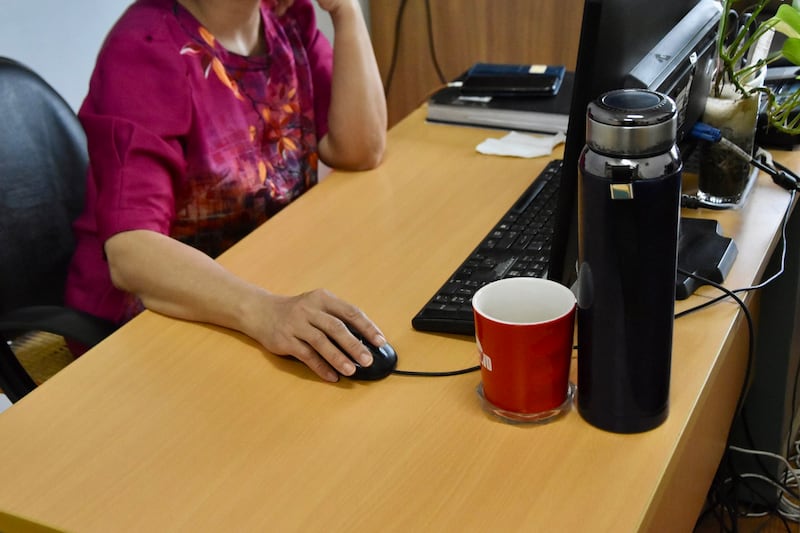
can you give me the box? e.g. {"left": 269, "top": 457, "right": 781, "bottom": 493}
{"left": 339, "top": 325, "right": 397, "bottom": 381}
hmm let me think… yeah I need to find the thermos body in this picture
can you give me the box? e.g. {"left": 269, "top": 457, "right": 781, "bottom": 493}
{"left": 576, "top": 89, "right": 682, "bottom": 433}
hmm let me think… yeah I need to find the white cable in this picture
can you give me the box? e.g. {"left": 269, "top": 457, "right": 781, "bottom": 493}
{"left": 736, "top": 473, "right": 796, "bottom": 501}
{"left": 729, "top": 445, "right": 800, "bottom": 484}
{"left": 778, "top": 496, "right": 800, "bottom": 521}
{"left": 748, "top": 188, "right": 795, "bottom": 290}
{"left": 727, "top": 445, "right": 800, "bottom": 522}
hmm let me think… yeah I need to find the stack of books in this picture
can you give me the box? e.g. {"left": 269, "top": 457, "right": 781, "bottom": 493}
{"left": 426, "top": 63, "right": 572, "bottom": 134}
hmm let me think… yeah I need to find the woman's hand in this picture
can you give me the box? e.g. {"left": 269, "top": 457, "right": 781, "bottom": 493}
{"left": 244, "top": 288, "right": 386, "bottom": 383}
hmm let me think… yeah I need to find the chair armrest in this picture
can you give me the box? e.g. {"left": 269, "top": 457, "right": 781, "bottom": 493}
{"left": 0, "top": 306, "right": 117, "bottom": 403}
{"left": 0, "top": 305, "right": 116, "bottom": 347}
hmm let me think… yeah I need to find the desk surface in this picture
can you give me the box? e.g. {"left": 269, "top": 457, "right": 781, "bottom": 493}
{"left": 0, "top": 108, "right": 795, "bottom": 532}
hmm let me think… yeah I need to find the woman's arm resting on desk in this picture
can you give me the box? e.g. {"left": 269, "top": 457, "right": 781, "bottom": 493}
{"left": 316, "top": 0, "right": 387, "bottom": 170}
{"left": 104, "top": 229, "right": 383, "bottom": 382}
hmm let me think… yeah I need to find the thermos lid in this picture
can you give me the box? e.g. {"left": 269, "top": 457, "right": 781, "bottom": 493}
{"left": 586, "top": 89, "right": 677, "bottom": 157}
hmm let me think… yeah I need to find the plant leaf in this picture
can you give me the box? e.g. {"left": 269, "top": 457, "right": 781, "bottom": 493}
{"left": 782, "top": 37, "right": 800, "bottom": 65}
{"left": 771, "top": 4, "right": 800, "bottom": 38}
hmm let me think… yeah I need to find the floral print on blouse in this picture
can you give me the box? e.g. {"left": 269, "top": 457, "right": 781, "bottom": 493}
{"left": 170, "top": 1, "right": 320, "bottom": 256}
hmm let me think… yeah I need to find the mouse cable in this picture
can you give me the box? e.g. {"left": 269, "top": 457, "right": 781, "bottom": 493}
{"left": 392, "top": 365, "right": 480, "bottom": 378}
{"left": 395, "top": 345, "right": 580, "bottom": 378}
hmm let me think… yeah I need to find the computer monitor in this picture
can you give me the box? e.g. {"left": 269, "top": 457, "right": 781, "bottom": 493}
{"left": 548, "top": 0, "right": 722, "bottom": 285}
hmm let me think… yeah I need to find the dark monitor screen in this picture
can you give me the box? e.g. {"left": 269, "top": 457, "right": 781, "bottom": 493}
{"left": 548, "top": 0, "right": 722, "bottom": 285}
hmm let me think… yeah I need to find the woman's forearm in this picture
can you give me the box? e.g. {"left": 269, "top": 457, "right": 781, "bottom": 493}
{"left": 104, "top": 229, "right": 382, "bottom": 382}
{"left": 318, "top": 0, "right": 387, "bottom": 170}
{"left": 105, "top": 229, "right": 266, "bottom": 334}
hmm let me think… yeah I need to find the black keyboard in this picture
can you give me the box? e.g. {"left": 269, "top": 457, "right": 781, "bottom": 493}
{"left": 412, "top": 159, "right": 563, "bottom": 335}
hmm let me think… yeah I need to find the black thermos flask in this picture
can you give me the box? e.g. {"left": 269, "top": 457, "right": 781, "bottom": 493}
{"left": 576, "top": 89, "right": 681, "bottom": 433}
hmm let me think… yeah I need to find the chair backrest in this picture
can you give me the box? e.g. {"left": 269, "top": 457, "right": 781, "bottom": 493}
{"left": 0, "top": 57, "right": 88, "bottom": 314}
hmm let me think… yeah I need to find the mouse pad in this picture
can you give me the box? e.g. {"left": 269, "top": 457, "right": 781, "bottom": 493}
{"left": 676, "top": 217, "right": 738, "bottom": 300}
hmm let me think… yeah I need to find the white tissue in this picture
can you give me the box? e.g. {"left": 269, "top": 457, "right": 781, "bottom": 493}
{"left": 476, "top": 131, "right": 566, "bottom": 159}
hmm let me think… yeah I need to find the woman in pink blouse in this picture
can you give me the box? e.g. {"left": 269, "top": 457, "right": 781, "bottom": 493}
{"left": 65, "top": 0, "right": 387, "bottom": 382}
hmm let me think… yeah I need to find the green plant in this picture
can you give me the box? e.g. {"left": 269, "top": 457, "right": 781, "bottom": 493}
{"left": 715, "top": 0, "right": 800, "bottom": 133}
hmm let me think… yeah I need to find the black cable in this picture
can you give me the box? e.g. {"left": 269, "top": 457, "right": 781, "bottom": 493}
{"left": 423, "top": 0, "right": 448, "bottom": 84}
{"left": 393, "top": 365, "right": 480, "bottom": 377}
{"left": 383, "top": 0, "right": 410, "bottom": 97}
{"left": 677, "top": 268, "right": 797, "bottom": 522}
{"left": 677, "top": 269, "right": 800, "bottom": 506}
{"left": 788, "top": 333, "right": 800, "bottom": 460}
{"left": 778, "top": 513, "right": 795, "bottom": 533}
{"left": 676, "top": 187, "right": 794, "bottom": 453}
{"left": 683, "top": 129, "right": 800, "bottom": 210}
{"left": 711, "top": 456, "right": 741, "bottom": 532}
{"left": 720, "top": 464, "right": 741, "bottom": 532}
{"left": 676, "top": 187, "right": 794, "bottom": 322}
{"left": 677, "top": 268, "right": 756, "bottom": 422}
{"left": 775, "top": 192, "right": 800, "bottom": 467}
{"left": 759, "top": 155, "right": 800, "bottom": 192}
{"left": 677, "top": 192, "right": 800, "bottom": 525}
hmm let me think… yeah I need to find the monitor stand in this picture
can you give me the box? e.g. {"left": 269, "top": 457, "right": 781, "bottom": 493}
{"left": 675, "top": 217, "right": 738, "bottom": 299}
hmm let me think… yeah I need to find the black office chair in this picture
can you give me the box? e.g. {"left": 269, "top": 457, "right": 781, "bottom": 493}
{"left": 0, "top": 57, "right": 116, "bottom": 403}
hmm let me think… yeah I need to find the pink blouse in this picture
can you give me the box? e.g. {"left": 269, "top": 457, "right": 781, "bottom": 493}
{"left": 65, "top": 0, "right": 333, "bottom": 323}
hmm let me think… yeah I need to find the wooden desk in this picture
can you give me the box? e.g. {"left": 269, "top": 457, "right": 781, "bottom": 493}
{"left": 0, "top": 109, "right": 795, "bottom": 532}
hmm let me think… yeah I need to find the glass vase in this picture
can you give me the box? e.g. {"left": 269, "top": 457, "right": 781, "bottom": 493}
{"left": 697, "top": 89, "right": 761, "bottom": 205}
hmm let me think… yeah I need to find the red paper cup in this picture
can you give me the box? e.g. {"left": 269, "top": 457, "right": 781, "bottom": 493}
{"left": 472, "top": 277, "right": 576, "bottom": 422}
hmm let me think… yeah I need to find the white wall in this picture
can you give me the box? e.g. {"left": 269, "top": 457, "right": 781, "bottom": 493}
{"left": 0, "top": 0, "right": 370, "bottom": 112}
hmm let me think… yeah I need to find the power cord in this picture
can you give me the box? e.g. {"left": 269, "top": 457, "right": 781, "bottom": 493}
{"left": 382, "top": 0, "right": 409, "bottom": 97}
{"left": 382, "top": 0, "right": 449, "bottom": 98}
{"left": 678, "top": 187, "right": 792, "bottom": 441}
{"left": 679, "top": 184, "right": 800, "bottom": 528}
{"left": 677, "top": 267, "right": 756, "bottom": 427}
{"left": 677, "top": 267, "right": 788, "bottom": 530}
{"left": 423, "top": 0, "right": 448, "bottom": 85}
